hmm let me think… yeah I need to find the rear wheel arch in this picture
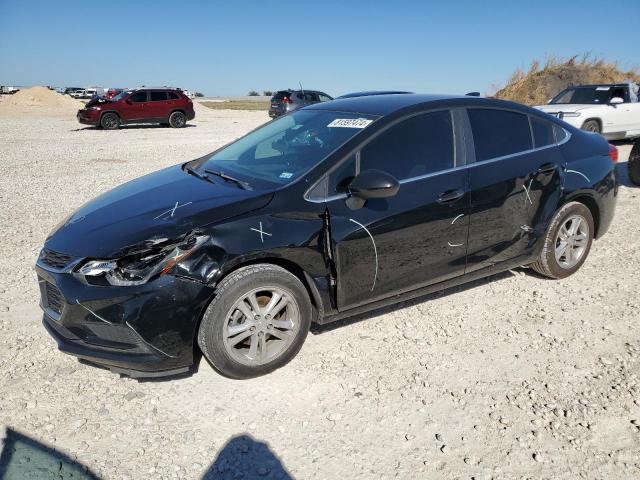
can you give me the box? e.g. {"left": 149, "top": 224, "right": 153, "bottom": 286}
{"left": 168, "top": 108, "right": 186, "bottom": 118}
{"left": 561, "top": 194, "right": 600, "bottom": 238}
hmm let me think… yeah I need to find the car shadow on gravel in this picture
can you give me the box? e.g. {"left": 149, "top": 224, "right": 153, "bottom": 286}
{"left": 311, "top": 270, "right": 516, "bottom": 334}
{"left": 203, "top": 434, "right": 293, "bottom": 480}
{"left": 71, "top": 124, "right": 196, "bottom": 132}
{"left": 0, "top": 428, "right": 99, "bottom": 479}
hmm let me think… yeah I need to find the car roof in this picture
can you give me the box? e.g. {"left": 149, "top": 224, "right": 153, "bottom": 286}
{"left": 307, "top": 93, "right": 470, "bottom": 115}
{"left": 337, "top": 90, "right": 413, "bottom": 99}
{"left": 568, "top": 84, "right": 628, "bottom": 88}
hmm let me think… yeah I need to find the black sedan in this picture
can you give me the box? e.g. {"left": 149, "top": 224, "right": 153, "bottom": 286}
{"left": 36, "top": 94, "right": 618, "bottom": 379}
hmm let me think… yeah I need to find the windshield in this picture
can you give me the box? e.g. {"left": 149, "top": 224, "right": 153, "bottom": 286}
{"left": 550, "top": 86, "right": 622, "bottom": 105}
{"left": 196, "top": 110, "right": 378, "bottom": 187}
{"left": 112, "top": 90, "right": 133, "bottom": 102}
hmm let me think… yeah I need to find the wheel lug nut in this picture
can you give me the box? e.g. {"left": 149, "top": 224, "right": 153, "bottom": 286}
{"left": 250, "top": 326, "right": 256, "bottom": 332}
{"left": 267, "top": 324, "right": 272, "bottom": 329}
{"left": 254, "top": 315, "right": 260, "bottom": 320}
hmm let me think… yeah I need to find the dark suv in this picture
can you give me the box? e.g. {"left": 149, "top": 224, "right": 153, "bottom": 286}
{"left": 77, "top": 88, "right": 195, "bottom": 129}
{"left": 268, "top": 89, "right": 333, "bottom": 118}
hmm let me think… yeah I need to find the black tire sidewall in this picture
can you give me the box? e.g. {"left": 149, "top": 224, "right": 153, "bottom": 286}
{"left": 541, "top": 202, "right": 594, "bottom": 279}
{"left": 628, "top": 143, "right": 640, "bottom": 186}
{"left": 100, "top": 113, "right": 119, "bottom": 130}
{"left": 169, "top": 111, "right": 186, "bottom": 128}
{"left": 199, "top": 265, "right": 312, "bottom": 379}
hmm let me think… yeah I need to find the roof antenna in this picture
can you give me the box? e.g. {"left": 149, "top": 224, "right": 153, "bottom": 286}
{"left": 299, "top": 81, "right": 305, "bottom": 97}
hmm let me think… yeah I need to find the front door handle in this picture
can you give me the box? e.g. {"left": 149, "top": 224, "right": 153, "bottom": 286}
{"left": 437, "top": 189, "right": 465, "bottom": 204}
{"left": 537, "top": 162, "right": 557, "bottom": 174}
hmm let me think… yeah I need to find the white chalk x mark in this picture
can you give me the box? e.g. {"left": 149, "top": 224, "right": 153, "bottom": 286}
{"left": 451, "top": 214, "right": 465, "bottom": 225}
{"left": 523, "top": 179, "right": 533, "bottom": 205}
{"left": 154, "top": 201, "right": 193, "bottom": 220}
{"left": 250, "top": 221, "right": 272, "bottom": 243}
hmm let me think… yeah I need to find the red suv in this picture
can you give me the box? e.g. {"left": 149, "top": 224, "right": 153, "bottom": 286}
{"left": 77, "top": 88, "right": 195, "bottom": 130}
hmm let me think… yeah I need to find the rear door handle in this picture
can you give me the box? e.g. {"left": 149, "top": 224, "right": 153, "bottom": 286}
{"left": 437, "top": 189, "right": 465, "bottom": 204}
{"left": 537, "top": 162, "right": 557, "bottom": 174}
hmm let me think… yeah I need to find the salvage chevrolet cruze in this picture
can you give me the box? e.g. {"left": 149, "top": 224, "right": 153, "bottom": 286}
{"left": 37, "top": 94, "right": 618, "bottom": 379}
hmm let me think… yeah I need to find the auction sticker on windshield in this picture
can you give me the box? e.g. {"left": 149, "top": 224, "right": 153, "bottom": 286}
{"left": 327, "top": 118, "right": 373, "bottom": 129}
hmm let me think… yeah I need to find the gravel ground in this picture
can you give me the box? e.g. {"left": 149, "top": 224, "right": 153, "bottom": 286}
{"left": 0, "top": 104, "right": 639, "bottom": 480}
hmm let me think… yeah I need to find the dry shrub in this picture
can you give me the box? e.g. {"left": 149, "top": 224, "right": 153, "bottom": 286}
{"left": 493, "top": 54, "right": 640, "bottom": 105}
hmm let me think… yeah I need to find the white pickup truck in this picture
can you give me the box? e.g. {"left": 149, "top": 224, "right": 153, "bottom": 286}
{"left": 535, "top": 83, "right": 640, "bottom": 140}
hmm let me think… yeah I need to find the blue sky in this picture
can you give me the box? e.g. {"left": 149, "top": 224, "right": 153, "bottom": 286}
{"left": 0, "top": 0, "right": 637, "bottom": 96}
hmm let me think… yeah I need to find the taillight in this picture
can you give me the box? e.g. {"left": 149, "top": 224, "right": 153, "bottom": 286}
{"left": 608, "top": 144, "right": 618, "bottom": 163}
{"left": 282, "top": 97, "right": 291, "bottom": 104}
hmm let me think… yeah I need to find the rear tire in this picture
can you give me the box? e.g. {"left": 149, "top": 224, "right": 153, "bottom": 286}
{"left": 628, "top": 141, "right": 640, "bottom": 186}
{"left": 531, "top": 202, "right": 594, "bottom": 279}
{"left": 168, "top": 111, "right": 186, "bottom": 128}
{"left": 197, "top": 264, "right": 312, "bottom": 379}
{"left": 100, "top": 112, "right": 119, "bottom": 130}
{"left": 581, "top": 119, "right": 600, "bottom": 134}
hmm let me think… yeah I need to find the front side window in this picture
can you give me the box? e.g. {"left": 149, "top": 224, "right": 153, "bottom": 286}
{"left": 360, "top": 110, "right": 454, "bottom": 180}
{"left": 318, "top": 93, "right": 333, "bottom": 102}
{"left": 468, "top": 108, "right": 532, "bottom": 161}
{"left": 129, "top": 91, "right": 148, "bottom": 103}
{"left": 197, "top": 110, "right": 378, "bottom": 187}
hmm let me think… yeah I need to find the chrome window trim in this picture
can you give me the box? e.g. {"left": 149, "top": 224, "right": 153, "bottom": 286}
{"left": 304, "top": 108, "right": 571, "bottom": 203}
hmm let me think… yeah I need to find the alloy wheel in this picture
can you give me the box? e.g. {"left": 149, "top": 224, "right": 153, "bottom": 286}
{"left": 222, "top": 287, "right": 299, "bottom": 366}
{"left": 554, "top": 214, "right": 589, "bottom": 269}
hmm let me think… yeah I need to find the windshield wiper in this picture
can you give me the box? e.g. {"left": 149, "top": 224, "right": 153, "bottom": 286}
{"left": 184, "top": 164, "right": 215, "bottom": 184}
{"left": 204, "top": 169, "right": 252, "bottom": 190}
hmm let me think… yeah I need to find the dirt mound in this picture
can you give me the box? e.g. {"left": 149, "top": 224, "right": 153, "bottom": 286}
{"left": 494, "top": 56, "right": 640, "bottom": 106}
{"left": 0, "top": 86, "right": 84, "bottom": 113}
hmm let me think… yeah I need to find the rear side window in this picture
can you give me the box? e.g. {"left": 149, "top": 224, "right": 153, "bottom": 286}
{"left": 150, "top": 91, "right": 167, "bottom": 101}
{"left": 553, "top": 124, "right": 567, "bottom": 143}
{"left": 468, "top": 109, "right": 532, "bottom": 161}
{"left": 129, "top": 91, "right": 148, "bottom": 103}
{"left": 531, "top": 116, "right": 555, "bottom": 148}
{"left": 360, "top": 110, "right": 454, "bottom": 180}
{"left": 168, "top": 92, "right": 179, "bottom": 100}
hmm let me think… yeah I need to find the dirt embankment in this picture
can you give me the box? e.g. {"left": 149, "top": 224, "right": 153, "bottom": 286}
{"left": 494, "top": 56, "right": 640, "bottom": 105}
{"left": 0, "top": 86, "right": 84, "bottom": 114}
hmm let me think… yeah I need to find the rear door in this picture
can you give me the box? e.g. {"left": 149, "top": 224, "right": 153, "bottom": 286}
{"left": 465, "top": 108, "right": 563, "bottom": 272}
{"left": 326, "top": 109, "right": 470, "bottom": 310}
{"left": 148, "top": 90, "right": 169, "bottom": 119}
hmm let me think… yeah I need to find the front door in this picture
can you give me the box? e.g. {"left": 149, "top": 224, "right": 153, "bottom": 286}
{"left": 465, "top": 108, "right": 563, "bottom": 272}
{"left": 327, "top": 109, "right": 470, "bottom": 310}
{"left": 120, "top": 90, "right": 149, "bottom": 121}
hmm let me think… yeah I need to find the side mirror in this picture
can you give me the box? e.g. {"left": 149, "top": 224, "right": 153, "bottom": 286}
{"left": 610, "top": 97, "right": 624, "bottom": 105}
{"left": 346, "top": 169, "right": 399, "bottom": 209}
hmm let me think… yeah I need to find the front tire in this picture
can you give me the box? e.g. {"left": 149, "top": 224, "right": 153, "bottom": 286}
{"left": 100, "top": 112, "right": 120, "bottom": 130}
{"left": 197, "top": 264, "right": 312, "bottom": 379}
{"left": 628, "top": 141, "right": 640, "bottom": 186}
{"left": 168, "top": 111, "right": 186, "bottom": 128}
{"left": 531, "top": 202, "right": 594, "bottom": 279}
{"left": 581, "top": 119, "right": 601, "bottom": 134}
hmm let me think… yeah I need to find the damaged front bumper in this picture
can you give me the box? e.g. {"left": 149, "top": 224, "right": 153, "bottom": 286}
{"left": 36, "top": 258, "right": 214, "bottom": 378}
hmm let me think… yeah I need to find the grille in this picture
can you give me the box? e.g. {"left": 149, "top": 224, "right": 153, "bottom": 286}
{"left": 40, "top": 249, "right": 73, "bottom": 270}
{"left": 44, "top": 281, "right": 64, "bottom": 315}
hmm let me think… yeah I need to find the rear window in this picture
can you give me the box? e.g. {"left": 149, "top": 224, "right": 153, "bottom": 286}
{"left": 150, "top": 91, "right": 167, "bottom": 101}
{"left": 273, "top": 91, "right": 290, "bottom": 100}
{"left": 531, "top": 116, "right": 555, "bottom": 148}
{"left": 468, "top": 108, "right": 533, "bottom": 161}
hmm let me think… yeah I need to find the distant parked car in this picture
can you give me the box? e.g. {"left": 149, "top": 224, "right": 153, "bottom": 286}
{"left": 268, "top": 89, "right": 333, "bottom": 118}
{"left": 535, "top": 83, "right": 640, "bottom": 140}
{"left": 1, "top": 86, "right": 21, "bottom": 94}
{"left": 629, "top": 140, "right": 640, "bottom": 186}
{"left": 76, "top": 87, "right": 195, "bottom": 129}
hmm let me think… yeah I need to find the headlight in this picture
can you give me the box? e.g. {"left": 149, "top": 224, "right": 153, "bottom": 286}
{"left": 87, "top": 106, "right": 101, "bottom": 111}
{"left": 77, "top": 234, "right": 209, "bottom": 286}
{"left": 561, "top": 112, "right": 581, "bottom": 117}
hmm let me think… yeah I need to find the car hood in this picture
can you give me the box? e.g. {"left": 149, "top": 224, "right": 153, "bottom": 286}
{"left": 84, "top": 97, "right": 112, "bottom": 108}
{"left": 45, "top": 164, "right": 273, "bottom": 258}
{"left": 535, "top": 104, "right": 598, "bottom": 113}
